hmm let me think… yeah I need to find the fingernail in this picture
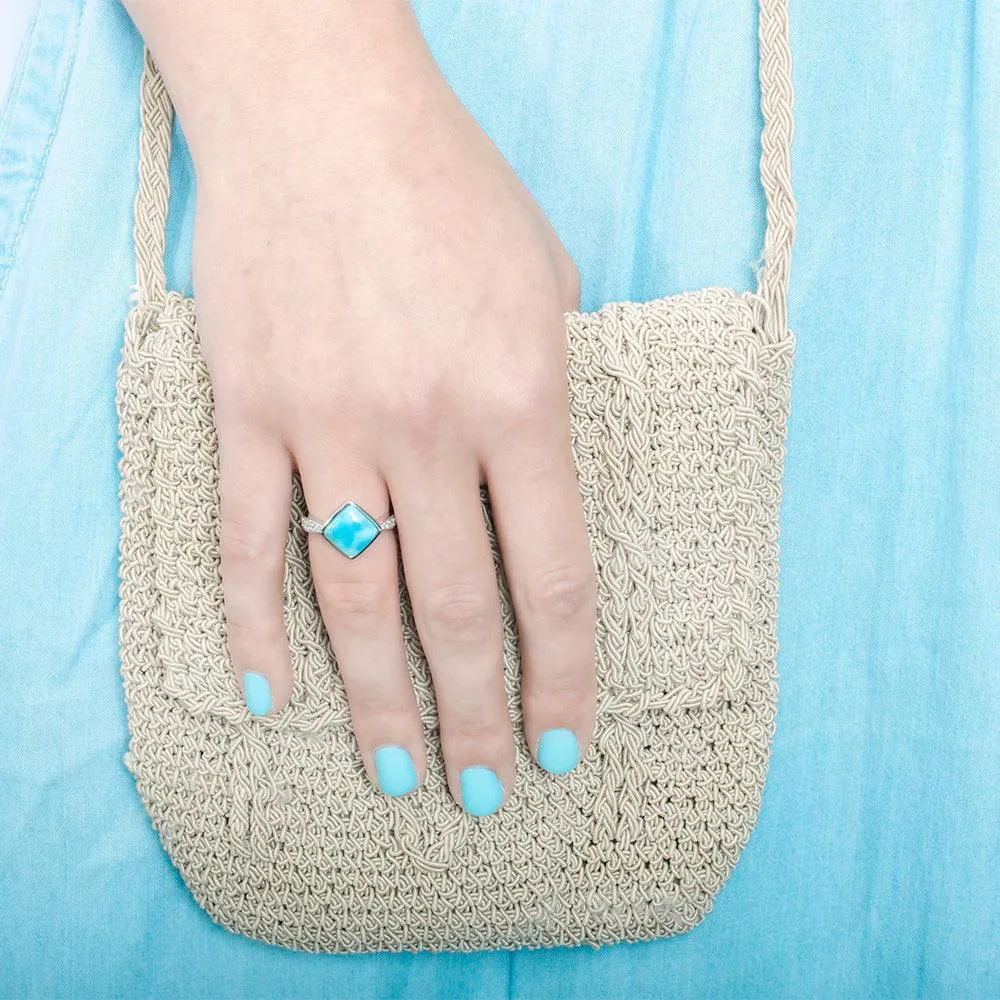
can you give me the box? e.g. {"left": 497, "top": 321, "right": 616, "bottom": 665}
{"left": 537, "top": 728, "right": 580, "bottom": 775}
{"left": 243, "top": 671, "right": 272, "bottom": 716}
{"left": 373, "top": 745, "right": 418, "bottom": 797}
{"left": 460, "top": 766, "right": 504, "bottom": 817}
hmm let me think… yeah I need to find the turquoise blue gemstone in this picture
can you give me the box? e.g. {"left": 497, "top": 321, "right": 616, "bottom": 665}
{"left": 243, "top": 671, "right": 272, "bottom": 716}
{"left": 322, "top": 502, "right": 380, "bottom": 558}
{"left": 374, "top": 746, "right": 418, "bottom": 797}
{"left": 460, "top": 766, "right": 504, "bottom": 816}
{"left": 537, "top": 728, "right": 580, "bottom": 775}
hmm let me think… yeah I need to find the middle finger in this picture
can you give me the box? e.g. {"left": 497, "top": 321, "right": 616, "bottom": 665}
{"left": 388, "top": 444, "right": 513, "bottom": 817}
{"left": 294, "top": 442, "right": 427, "bottom": 801}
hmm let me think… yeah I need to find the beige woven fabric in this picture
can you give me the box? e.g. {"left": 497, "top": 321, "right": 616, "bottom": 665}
{"left": 116, "top": 0, "right": 795, "bottom": 953}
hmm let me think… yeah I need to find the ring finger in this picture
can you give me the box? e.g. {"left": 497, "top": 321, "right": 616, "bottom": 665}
{"left": 295, "top": 443, "right": 426, "bottom": 800}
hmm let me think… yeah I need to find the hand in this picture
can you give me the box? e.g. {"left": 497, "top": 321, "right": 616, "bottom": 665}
{"left": 125, "top": 0, "right": 597, "bottom": 816}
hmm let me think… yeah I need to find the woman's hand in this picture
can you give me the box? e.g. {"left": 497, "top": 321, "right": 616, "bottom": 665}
{"left": 125, "top": 0, "right": 597, "bottom": 816}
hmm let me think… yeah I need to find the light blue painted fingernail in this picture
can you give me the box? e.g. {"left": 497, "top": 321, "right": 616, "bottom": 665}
{"left": 374, "top": 746, "right": 418, "bottom": 797}
{"left": 537, "top": 728, "right": 580, "bottom": 775}
{"left": 460, "top": 766, "right": 504, "bottom": 817}
{"left": 243, "top": 671, "right": 272, "bottom": 716}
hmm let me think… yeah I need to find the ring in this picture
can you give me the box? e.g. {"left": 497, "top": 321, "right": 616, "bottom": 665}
{"left": 301, "top": 501, "right": 397, "bottom": 559}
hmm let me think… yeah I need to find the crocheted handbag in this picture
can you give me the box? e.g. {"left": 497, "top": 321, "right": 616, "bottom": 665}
{"left": 116, "top": 0, "right": 794, "bottom": 953}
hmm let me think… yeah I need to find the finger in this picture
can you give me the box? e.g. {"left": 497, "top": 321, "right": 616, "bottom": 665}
{"left": 295, "top": 443, "right": 425, "bottom": 799}
{"left": 483, "top": 403, "right": 597, "bottom": 777}
{"left": 216, "top": 420, "right": 295, "bottom": 717}
{"left": 387, "top": 446, "right": 513, "bottom": 817}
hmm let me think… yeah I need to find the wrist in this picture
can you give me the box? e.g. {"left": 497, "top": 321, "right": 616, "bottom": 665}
{"left": 124, "top": 0, "right": 441, "bottom": 174}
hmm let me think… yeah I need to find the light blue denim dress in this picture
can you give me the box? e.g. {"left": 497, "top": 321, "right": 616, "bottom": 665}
{"left": 1, "top": 2, "right": 998, "bottom": 997}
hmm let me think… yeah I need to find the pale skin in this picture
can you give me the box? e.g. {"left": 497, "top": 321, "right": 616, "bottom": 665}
{"left": 123, "top": 0, "right": 597, "bottom": 815}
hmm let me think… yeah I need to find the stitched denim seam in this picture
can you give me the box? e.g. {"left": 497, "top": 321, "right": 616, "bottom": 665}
{"left": 0, "top": 0, "right": 84, "bottom": 300}
{"left": 0, "top": 5, "right": 40, "bottom": 150}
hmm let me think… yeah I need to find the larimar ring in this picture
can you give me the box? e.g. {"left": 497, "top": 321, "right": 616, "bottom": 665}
{"left": 301, "top": 501, "right": 397, "bottom": 559}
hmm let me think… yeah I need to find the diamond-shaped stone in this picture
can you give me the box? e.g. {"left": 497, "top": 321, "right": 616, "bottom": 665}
{"left": 322, "top": 502, "right": 380, "bottom": 558}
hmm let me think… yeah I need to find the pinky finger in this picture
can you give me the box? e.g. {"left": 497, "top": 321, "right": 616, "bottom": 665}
{"left": 216, "top": 422, "right": 296, "bottom": 717}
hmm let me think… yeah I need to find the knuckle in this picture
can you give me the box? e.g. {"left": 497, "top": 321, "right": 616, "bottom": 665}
{"left": 447, "top": 711, "right": 507, "bottom": 746}
{"left": 210, "top": 362, "right": 259, "bottom": 405}
{"left": 527, "top": 663, "right": 596, "bottom": 712}
{"left": 392, "top": 379, "right": 450, "bottom": 450}
{"left": 351, "top": 691, "right": 414, "bottom": 724}
{"left": 224, "top": 613, "right": 287, "bottom": 658}
{"left": 521, "top": 563, "right": 596, "bottom": 622}
{"left": 304, "top": 373, "right": 353, "bottom": 415}
{"left": 321, "top": 576, "right": 394, "bottom": 627}
{"left": 420, "top": 583, "right": 498, "bottom": 645}
{"left": 495, "top": 370, "right": 553, "bottom": 430}
{"left": 213, "top": 367, "right": 286, "bottom": 424}
{"left": 220, "top": 517, "right": 280, "bottom": 568}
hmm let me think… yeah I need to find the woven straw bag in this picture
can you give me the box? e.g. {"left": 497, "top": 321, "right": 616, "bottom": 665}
{"left": 116, "top": 0, "right": 794, "bottom": 953}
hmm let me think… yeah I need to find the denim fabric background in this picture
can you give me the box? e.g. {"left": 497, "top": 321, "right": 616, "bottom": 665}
{"left": 1, "top": 1, "right": 998, "bottom": 997}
